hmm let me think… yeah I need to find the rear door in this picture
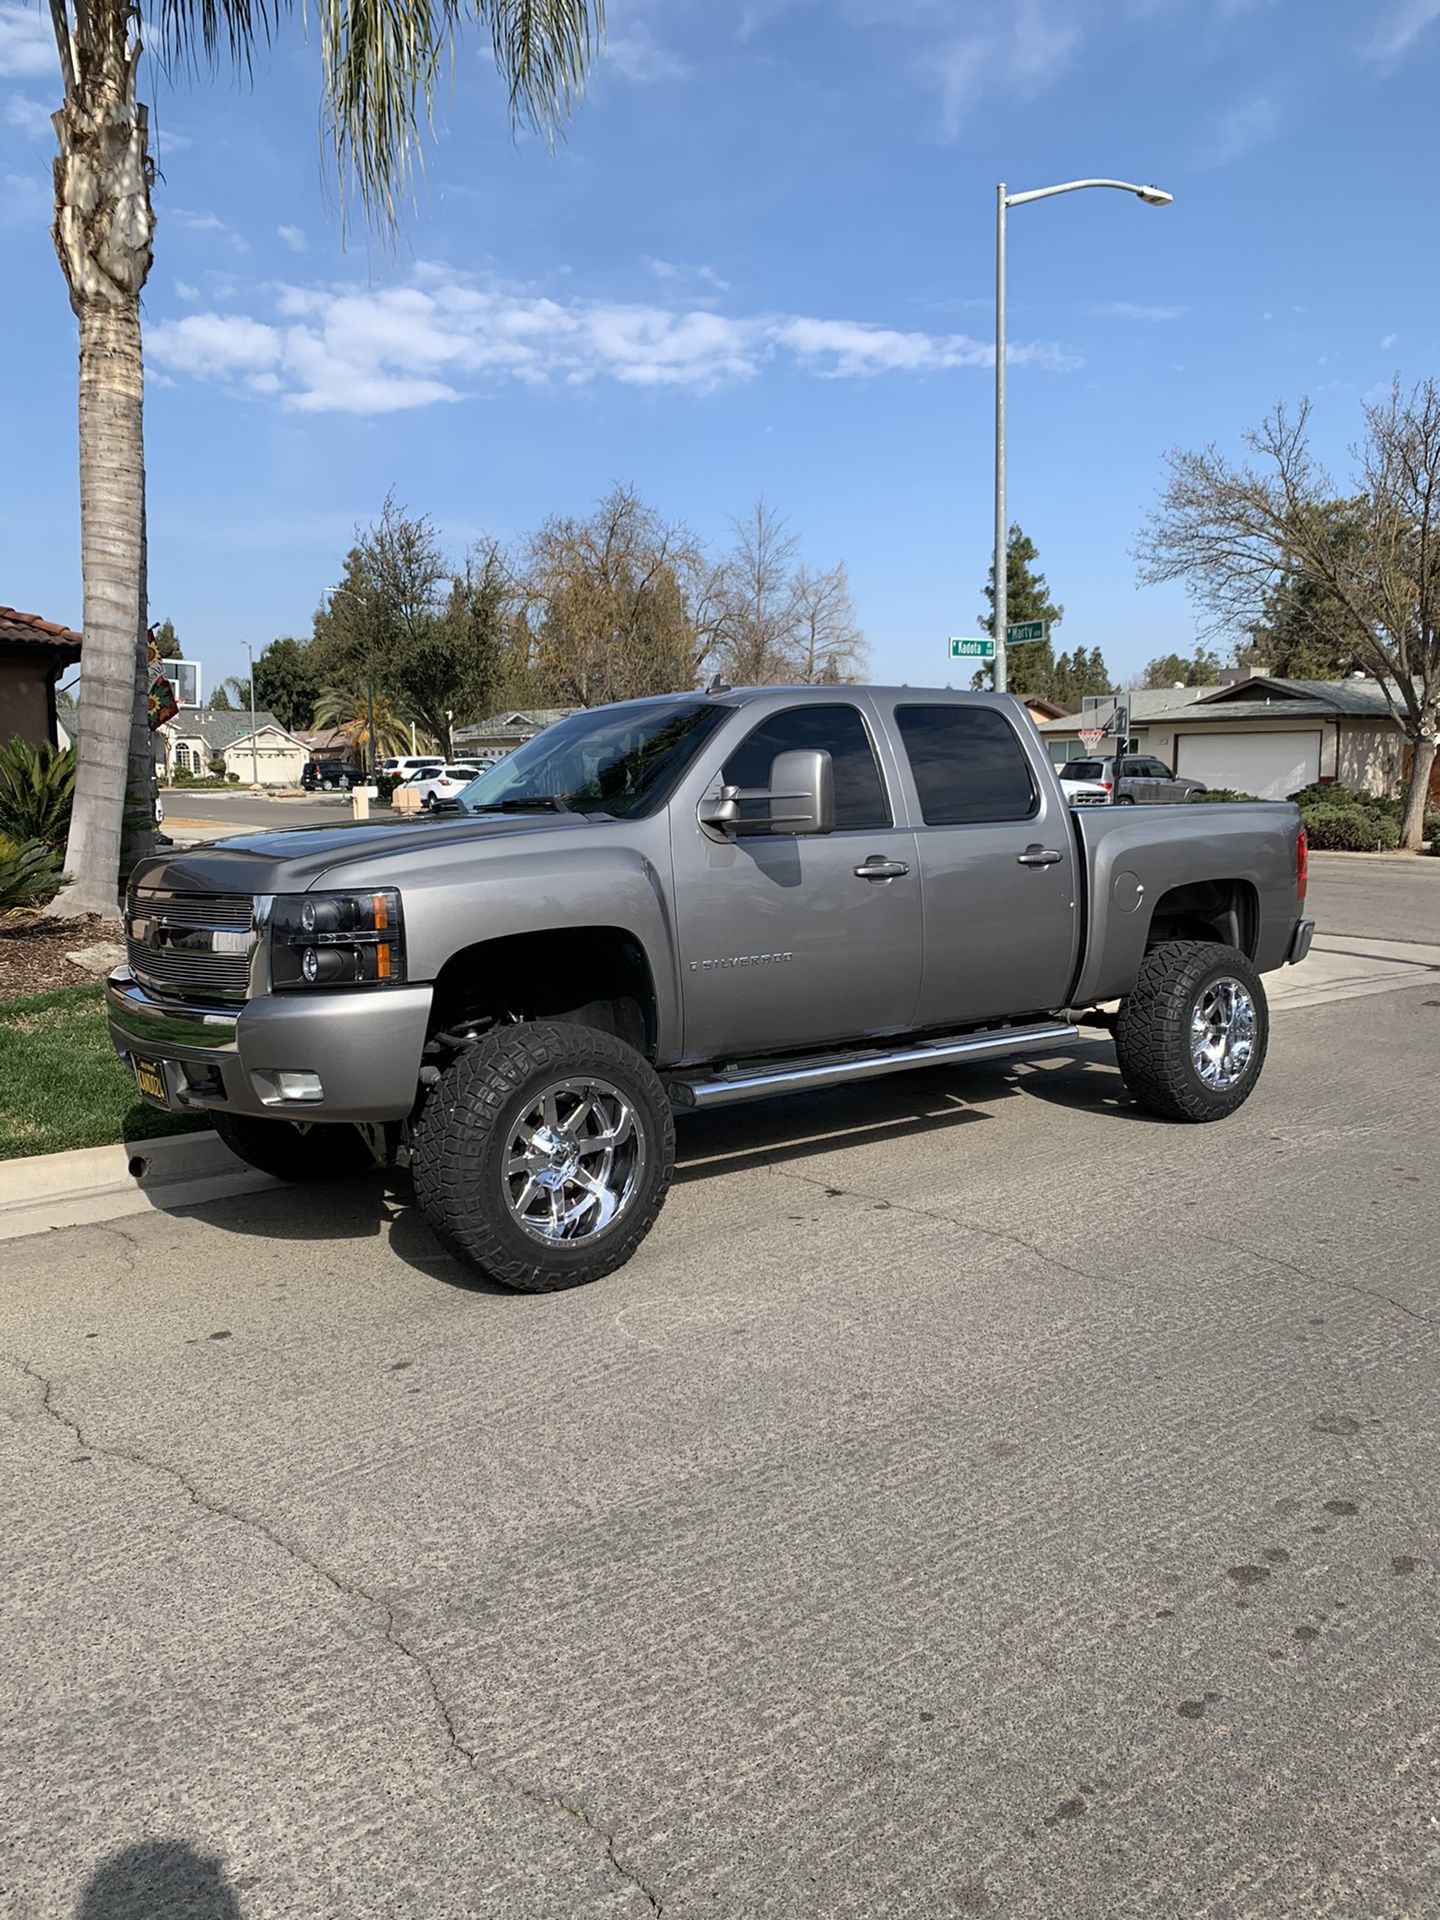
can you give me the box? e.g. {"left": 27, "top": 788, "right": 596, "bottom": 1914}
{"left": 877, "top": 697, "right": 1079, "bottom": 1027}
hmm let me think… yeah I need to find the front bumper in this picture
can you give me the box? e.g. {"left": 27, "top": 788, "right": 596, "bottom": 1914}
{"left": 106, "top": 970, "right": 433, "bottom": 1122}
{"left": 1286, "top": 918, "right": 1316, "bottom": 966}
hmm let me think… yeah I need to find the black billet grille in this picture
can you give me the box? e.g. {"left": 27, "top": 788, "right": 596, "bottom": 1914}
{"left": 126, "top": 892, "right": 256, "bottom": 1002}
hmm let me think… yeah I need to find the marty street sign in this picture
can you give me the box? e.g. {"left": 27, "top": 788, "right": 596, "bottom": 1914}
{"left": 949, "top": 636, "right": 996, "bottom": 660}
{"left": 1005, "top": 619, "right": 1045, "bottom": 645}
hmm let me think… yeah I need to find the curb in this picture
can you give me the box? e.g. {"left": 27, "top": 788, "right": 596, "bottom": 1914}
{"left": 0, "top": 1129, "right": 280, "bottom": 1244}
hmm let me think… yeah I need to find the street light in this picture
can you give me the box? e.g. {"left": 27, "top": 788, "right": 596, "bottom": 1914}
{"left": 242, "top": 640, "right": 259, "bottom": 786}
{"left": 992, "top": 178, "right": 1172, "bottom": 694}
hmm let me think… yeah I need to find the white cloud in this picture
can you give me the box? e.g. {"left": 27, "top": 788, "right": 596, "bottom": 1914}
{"left": 146, "top": 270, "right": 1080, "bottom": 414}
{"left": 174, "top": 279, "right": 200, "bottom": 301}
{"left": 1380, "top": 333, "right": 1398, "bottom": 351}
{"left": 168, "top": 206, "right": 249, "bottom": 253}
{"left": 646, "top": 256, "right": 730, "bottom": 293}
{"left": 1090, "top": 301, "right": 1184, "bottom": 322}
{"left": 1202, "top": 92, "right": 1280, "bottom": 167}
{"left": 277, "top": 224, "right": 307, "bottom": 253}
{"left": 4, "top": 90, "right": 50, "bottom": 136}
{"left": 919, "top": 0, "right": 1085, "bottom": 138}
{"left": 605, "top": 28, "right": 689, "bottom": 82}
{"left": 1366, "top": 0, "right": 1440, "bottom": 59}
{"left": 0, "top": 164, "right": 48, "bottom": 223}
{"left": 0, "top": 3, "right": 52, "bottom": 77}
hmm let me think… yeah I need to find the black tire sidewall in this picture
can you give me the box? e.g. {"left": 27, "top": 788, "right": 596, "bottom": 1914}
{"left": 412, "top": 1022, "right": 675, "bottom": 1291}
{"left": 1116, "top": 942, "right": 1269, "bottom": 1122}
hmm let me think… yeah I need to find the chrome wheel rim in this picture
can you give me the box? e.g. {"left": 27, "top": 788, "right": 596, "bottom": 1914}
{"left": 1190, "top": 977, "right": 1257, "bottom": 1090}
{"left": 504, "top": 1077, "right": 645, "bottom": 1244}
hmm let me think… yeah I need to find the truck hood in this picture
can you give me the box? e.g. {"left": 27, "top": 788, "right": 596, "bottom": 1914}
{"left": 131, "top": 810, "right": 594, "bottom": 896}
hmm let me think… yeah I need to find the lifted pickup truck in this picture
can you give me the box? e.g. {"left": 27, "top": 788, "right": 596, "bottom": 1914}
{"left": 109, "top": 687, "right": 1313, "bottom": 1291}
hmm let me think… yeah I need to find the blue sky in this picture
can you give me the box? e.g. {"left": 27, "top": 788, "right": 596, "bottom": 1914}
{"left": 2, "top": 0, "right": 1438, "bottom": 697}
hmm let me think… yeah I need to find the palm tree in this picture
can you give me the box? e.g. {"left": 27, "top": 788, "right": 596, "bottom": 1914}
{"left": 311, "top": 686, "right": 418, "bottom": 764}
{"left": 45, "top": 0, "right": 603, "bottom": 916}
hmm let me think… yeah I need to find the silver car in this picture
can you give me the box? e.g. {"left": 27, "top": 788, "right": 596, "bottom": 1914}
{"left": 1062, "top": 755, "right": 1208, "bottom": 804}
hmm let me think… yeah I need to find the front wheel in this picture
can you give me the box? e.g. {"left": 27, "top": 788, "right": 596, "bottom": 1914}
{"left": 1115, "top": 941, "right": 1269, "bottom": 1122}
{"left": 213, "top": 1113, "right": 376, "bottom": 1180}
{"left": 410, "top": 1021, "right": 675, "bottom": 1291}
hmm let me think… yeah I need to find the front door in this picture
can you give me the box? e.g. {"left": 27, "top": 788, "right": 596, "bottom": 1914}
{"left": 670, "top": 701, "right": 922, "bottom": 1061}
{"left": 875, "top": 696, "right": 1080, "bottom": 1028}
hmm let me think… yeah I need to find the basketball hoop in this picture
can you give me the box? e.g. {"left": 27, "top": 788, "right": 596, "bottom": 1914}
{"left": 1079, "top": 729, "right": 1105, "bottom": 749}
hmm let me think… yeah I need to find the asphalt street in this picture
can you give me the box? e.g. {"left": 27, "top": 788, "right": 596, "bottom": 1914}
{"left": 3, "top": 897, "right": 1439, "bottom": 1915}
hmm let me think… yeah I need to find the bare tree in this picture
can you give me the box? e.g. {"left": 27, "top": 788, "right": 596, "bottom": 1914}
{"left": 1138, "top": 383, "right": 1440, "bottom": 847}
{"left": 522, "top": 484, "right": 713, "bottom": 707}
{"left": 791, "top": 562, "right": 868, "bottom": 683}
{"left": 710, "top": 499, "right": 802, "bottom": 684}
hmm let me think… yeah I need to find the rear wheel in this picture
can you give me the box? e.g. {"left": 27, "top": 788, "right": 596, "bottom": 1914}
{"left": 410, "top": 1021, "right": 675, "bottom": 1291}
{"left": 1115, "top": 941, "right": 1268, "bottom": 1122}
{"left": 213, "top": 1113, "right": 376, "bottom": 1180}
{"left": 1116, "top": 794, "right": 1135, "bottom": 805}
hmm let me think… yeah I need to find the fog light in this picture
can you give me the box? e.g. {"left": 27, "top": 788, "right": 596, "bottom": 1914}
{"left": 273, "top": 1071, "right": 324, "bottom": 1103}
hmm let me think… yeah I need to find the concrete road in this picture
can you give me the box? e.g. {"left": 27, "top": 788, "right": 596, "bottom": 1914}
{"left": 161, "top": 789, "right": 356, "bottom": 834}
{"left": 4, "top": 973, "right": 1439, "bottom": 1917}
{"left": 1308, "top": 851, "right": 1440, "bottom": 945}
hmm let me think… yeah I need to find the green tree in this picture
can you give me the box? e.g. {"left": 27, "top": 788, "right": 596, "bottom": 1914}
{"left": 1141, "top": 645, "right": 1224, "bottom": 689}
{"left": 45, "top": 0, "right": 603, "bottom": 916}
{"left": 974, "top": 525, "right": 1064, "bottom": 694}
{"left": 151, "top": 618, "right": 182, "bottom": 660}
{"left": 388, "top": 550, "right": 511, "bottom": 757}
{"left": 253, "top": 638, "right": 323, "bottom": 736}
{"left": 210, "top": 685, "right": 231, "bottom": 711}
{"left": 1236, "top": 501, "right": 1368, "bottom": 679}
{"left": 1052, "top": 646, "right": 1113, "bottom": 705}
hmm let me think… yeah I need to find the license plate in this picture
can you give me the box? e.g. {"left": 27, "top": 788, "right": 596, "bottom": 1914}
{"left": 133, "top": 1056, "right": 168, "bottom": 1104}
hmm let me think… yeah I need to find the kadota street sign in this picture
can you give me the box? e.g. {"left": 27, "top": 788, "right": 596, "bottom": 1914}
{"left": 1005, "top": 619, "right": 1045, "bottom": 645}
{"left": 949, "top": 636, "right": 996, "bottom": 660}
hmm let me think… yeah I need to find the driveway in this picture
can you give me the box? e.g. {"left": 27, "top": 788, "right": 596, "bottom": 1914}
{"left": 3, "top": 973, "right": 1438, "bottom": 1918}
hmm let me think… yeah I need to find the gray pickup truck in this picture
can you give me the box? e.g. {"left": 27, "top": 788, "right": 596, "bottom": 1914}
{"left": 109, "top": 687, "right": 1313, "bottom": 1291}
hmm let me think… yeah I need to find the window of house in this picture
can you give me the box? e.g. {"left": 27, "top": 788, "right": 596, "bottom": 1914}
{"left": 895, "top": 705, "right": 1038, "bottom": 825}
{"left": 721, "top": 704, "right": 890, "bottom": 830}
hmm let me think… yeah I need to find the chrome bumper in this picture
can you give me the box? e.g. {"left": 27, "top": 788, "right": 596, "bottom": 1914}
{"left": 1286, "top": 919, "right": 1315, "bottom": 966}
{"left": 105, "top": 968, "right": 434, "bottom": 1122}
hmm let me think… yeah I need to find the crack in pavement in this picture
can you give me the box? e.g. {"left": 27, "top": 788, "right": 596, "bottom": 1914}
{"left": 1203, "top": 1235, "right": 1436, "bottom": 1329}
{"left": 3, "top": 1353, "right": 664, "bottom": 1917}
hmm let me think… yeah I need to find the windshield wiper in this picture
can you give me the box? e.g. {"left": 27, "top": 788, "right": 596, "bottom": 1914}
{"left": 470, "top": 795, "right": 571, "bottom": 813}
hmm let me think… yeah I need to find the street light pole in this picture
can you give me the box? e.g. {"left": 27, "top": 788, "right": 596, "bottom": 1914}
{"left": 243, "top": 641, "right": 259, "bottom": 786}
{"left": 992, "top": 177, "right": 1172, "bottom": 700}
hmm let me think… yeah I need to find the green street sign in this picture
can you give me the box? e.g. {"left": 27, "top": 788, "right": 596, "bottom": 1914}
{"left": 1006, "top": 619, "right": 1046, "bottom": 645}
{"left": 949, "top": 636, "right": 996, "bottom": 659}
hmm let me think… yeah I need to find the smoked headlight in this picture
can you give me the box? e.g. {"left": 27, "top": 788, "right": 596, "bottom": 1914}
{"left": 269, "top": 889, "right": 406, "bottom": 989}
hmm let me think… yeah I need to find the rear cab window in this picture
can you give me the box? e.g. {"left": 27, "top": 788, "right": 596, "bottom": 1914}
{"left": 895, "top": 705, "right": 1038, "bottom": 825}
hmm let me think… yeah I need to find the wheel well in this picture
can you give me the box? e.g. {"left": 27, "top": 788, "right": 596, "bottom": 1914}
{"left": 427, "top": 928, "right": 658, "bottom": 1059}
{"left": 1144, "top": 879, "right": 1258, "bottom": 956}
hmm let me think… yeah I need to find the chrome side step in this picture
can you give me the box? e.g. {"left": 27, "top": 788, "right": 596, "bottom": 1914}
{"left": 667, "top": 1020, "right": 1080, "bottom": 1111}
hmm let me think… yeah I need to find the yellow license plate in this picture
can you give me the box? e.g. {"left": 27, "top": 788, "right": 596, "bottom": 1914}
{"left": 133, "top": 1056, "right": 168, "bottom": 1103}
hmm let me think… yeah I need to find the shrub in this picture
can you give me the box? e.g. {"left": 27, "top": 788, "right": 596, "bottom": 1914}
{"left": 1298, "top": 798, "right": 1401, "bottom": 852}
{"left": 374, "top": 772, "right": 401, "bottom": 804}
{"left": 0, "top": 833, "right": 67, "bottom": 913}
{"left": 0, "top": 738, "right": 76, "bottom": 850}
{"left": 209, "top": 756, "right": 227, "bottom": 777}
{"left": 1186, "top": 787, "right": 1257, "bottom": 804}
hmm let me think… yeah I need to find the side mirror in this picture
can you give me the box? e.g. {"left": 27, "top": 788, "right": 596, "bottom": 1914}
{"left": 765, "top": 748, "right": 834, "bottom": 835}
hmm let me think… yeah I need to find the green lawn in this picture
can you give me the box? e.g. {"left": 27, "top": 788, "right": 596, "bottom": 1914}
{"left": 0, "top": 984, "right": 210, "bottom": 1161}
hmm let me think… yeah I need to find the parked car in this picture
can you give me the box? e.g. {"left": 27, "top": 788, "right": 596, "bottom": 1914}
{"left": 381, "top": 756, "right": 445, "bottom": 780}
{"left": 1062, "top": 755, "right": 1208, "bottom": 804}
{"left": 407, "top": 763, "right": 485, "bottom": 809}
{"left": 112, "top": 686, "right": 1311, "bottom": 1295}
{"left": 301, "top": 760, "right": 365, "bottom": 791}
{"left": 1054, "top": 767, "right": 1112, "bottom": 807}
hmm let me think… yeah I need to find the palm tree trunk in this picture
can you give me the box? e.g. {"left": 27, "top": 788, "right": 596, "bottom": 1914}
{"left": 49, "top": 5, "right": 154, "bottom": 918}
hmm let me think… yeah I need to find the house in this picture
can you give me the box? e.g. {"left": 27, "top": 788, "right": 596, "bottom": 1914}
{"left": 453, "top": 708, "right": 578, "bottom": 757}
{"left": 1039, "top": 674, "right": 1418, "bottom": 803}
{"left": 159, "top": 708, "right": 310, "bottom": 786}
{"left": 0, "top": 605, "right": 82, "bottom": 748}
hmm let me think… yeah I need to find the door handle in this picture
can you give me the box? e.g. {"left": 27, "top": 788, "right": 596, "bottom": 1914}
{"left": 854, "top": 857, "right": 910, "bottom": 881}
{"left": 1016, "top": 846, "right": 1063, "bottom": 868}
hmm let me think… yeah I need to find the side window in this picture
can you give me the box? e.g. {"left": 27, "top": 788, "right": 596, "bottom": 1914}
{"left": 722, "top": 704, "right": 890, "bottom": 831}
{"left": 895, "top": 705, "right": 1038, "bottom": 826}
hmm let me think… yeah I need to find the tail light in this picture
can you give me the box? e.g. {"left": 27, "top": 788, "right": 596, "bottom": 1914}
{"left": 1296, "top": 826, "right": 1308, "bottom": 908}
{"left": 1101, "top": 780, "right": 1113, "bottom": 793}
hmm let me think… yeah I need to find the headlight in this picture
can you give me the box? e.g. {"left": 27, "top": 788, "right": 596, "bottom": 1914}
{"left": 269, "top": 889, "right": 406, "bottom": 989}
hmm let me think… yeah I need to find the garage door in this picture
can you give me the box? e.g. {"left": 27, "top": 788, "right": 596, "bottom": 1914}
{"left": 1174, "top": 730, "right": 1321, "bottom": 801}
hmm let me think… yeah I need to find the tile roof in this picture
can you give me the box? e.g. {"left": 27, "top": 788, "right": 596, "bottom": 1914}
{"left": 0, "top": 606, "right": 82, "bottom": 656}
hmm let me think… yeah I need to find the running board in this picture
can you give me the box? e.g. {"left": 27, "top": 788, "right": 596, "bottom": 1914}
{"left": 667, "top": 1021, "right": 1080, "bottom": 1111}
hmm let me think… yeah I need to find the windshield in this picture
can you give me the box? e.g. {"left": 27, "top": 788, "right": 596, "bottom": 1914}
{"left": 456, "top": 699, "right": 729, "bottom": 820}
{"left": 1062, "top": 761, "right": 1105, "bottom": 781}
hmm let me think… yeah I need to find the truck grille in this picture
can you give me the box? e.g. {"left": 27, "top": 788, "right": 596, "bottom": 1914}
{"left": 125, "top": 890, "right": 256, "bottom": 1003}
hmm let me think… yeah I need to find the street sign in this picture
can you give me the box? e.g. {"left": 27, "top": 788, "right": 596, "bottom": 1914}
{"left": 949, "top": 636, "right": 996, "bottom": 660}
{"left": 1005, "top": 619, "right": 1045, "bottom": 645}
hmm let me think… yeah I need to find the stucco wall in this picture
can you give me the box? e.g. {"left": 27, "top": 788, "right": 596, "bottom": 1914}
{"left": 1337, "top": 721, "right": 1405, "bottom": 797}
{"left": 223, "top": 734, "right": 305, "bottom": 785}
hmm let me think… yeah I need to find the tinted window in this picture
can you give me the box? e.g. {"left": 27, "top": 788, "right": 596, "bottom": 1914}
{"left": 1062, "top": 760, "right": 1105, "bottom": 781}
{"left": 895, "top": 705, "right": 1038, "bottom": 825}
{"left": 723, "top": 704, "right": 890, "bottom": 830}
{"left": 459, "top": 699, "right": 729, "bottom": 820}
